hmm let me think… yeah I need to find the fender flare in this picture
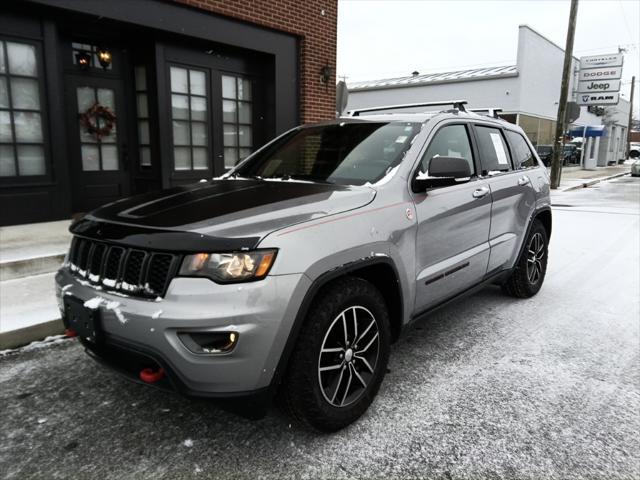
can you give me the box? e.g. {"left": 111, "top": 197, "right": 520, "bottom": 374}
{"left": 267, "top": 256, "right": 403, "bottom": 394}
{"left": 513, "top": 205, "right": 552, "bottom": 266}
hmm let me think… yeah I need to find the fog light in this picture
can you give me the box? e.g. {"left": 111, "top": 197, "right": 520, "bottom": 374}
{"left": 178, "top": 331, "right": 238, "bottom": 354}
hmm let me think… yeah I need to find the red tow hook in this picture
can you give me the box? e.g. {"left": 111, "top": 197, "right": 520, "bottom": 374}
{"left": 139, "top": 367, "right": 165, "bottom": 384}
{"left": 65, "top": 328, "right": 78, "bottom": 338}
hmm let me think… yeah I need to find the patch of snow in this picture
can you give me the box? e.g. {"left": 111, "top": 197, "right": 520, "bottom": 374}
{"left": 61, "top": 284, "right": 73, "bottom": 292}
{"left": 152, "top": 310, "right": 163, "bottom": 319}
{"left": 182, "top": 439, "right": 194, "bottom": 448}
{"left": 83, "top": 297, "right": 103, "bottom": 310}
{"left": 104, "top": 300, "right": 127, "bottom": 325}
{"left": 102, "top": 278, "right": 116, "bottom": 287}
{"left": 37, "top": 418, "right": 47, "bottom": 424}
{"left": 0, "top": 334, "right": 70, "bottom": 356}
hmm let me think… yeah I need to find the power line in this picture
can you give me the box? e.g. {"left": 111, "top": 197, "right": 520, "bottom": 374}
{"left": 617, "top": 0, "right": 636, "bottom": 47}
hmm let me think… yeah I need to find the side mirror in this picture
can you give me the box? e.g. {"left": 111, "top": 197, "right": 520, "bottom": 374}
{"left": 413, "top": 156, "right": 472, "bottom": 191}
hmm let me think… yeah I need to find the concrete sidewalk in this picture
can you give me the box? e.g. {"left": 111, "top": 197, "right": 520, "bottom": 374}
{"left": 555, "top": 164, "right": 631, "bottom": 191}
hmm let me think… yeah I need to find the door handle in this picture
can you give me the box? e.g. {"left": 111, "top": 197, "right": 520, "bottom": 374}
{"left": 518, "top": 176, "right": 530, "bottom": 186}
{"left": 472, "top": 187, "right": 490, "bottom": 198}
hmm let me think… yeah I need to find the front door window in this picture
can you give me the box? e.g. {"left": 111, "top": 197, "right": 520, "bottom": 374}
{"left": 76, "top": 86, "right": 118, "bottom": 171}
{"left": 222, "top": 74, "right": 253, "bottom": 168}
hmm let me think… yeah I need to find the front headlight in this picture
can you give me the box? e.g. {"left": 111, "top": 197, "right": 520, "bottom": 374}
{"left": 178, "top": 249, "right": 277, "bottom": 283}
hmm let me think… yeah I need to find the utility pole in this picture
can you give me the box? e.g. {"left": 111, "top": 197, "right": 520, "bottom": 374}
{"left": 550, "top": 0, "right": 579, "bottom": 189}
{"left": 626, "top": 75, "right": 635, "bottom": 159}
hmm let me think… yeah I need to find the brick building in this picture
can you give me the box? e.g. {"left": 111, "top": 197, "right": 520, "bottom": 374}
{"left": 0, "top": 0, "right": 337, "bottom": 225}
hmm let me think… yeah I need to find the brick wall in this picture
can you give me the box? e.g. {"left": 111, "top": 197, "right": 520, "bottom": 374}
{"left": 175, "top": 0, "right": 337, "bottom": 124}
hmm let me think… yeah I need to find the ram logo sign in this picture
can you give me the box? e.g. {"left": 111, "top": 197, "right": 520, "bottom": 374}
{"left": 577, "top": 93, "right": 620, "bottom": 106}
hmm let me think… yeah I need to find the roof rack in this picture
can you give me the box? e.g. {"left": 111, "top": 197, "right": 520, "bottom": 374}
{"left": 468, "top": 108, "right": 503, "bottom": 119}
{"left": 348, "top": 100, "right": 467, "bottom": 116}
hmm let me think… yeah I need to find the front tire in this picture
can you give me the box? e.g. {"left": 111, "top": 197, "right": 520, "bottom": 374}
{"left": 502, "top": 220, "right": 548, "bottom": 298}
{"left": 280, "top": 277, "right": 390, "bottom": 432}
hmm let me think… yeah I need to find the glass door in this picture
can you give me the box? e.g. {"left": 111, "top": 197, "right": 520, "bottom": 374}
{"left": 65, "top": 74, "right": 130, "bottom": 213}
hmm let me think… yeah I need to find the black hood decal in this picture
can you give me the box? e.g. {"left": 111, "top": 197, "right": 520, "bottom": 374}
{"left": 91, "top": 180, "right": 353, "bottom": 228}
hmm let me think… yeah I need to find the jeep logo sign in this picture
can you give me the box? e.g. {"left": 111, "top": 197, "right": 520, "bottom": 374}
{"left": 578, "top": 66, "right": 622, "bottom": 81}
{"left": 577, "top": 79, "right": 621, "bottom": 93}
{"left": 577, "top": 92, "right": 620, "bottom": 106}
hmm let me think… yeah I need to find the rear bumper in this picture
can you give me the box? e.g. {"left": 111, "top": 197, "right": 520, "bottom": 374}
{"left": 55, "top": 268, "right": 310, "bottom": 396}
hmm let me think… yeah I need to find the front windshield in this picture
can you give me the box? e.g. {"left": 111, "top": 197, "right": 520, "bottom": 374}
{"left": 233, "top": 122, "right": 422, "bottom": 186}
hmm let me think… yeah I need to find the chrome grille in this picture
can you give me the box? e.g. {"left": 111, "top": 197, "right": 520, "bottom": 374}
{"left": 68, "top": 237, "right": 179, "bottom": 298}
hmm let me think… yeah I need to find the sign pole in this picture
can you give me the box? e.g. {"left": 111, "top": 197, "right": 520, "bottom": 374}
{"left": 551, "top": 0, "right": 579, "bottom": 190}
{"left": 626, "top": 76, "right": 635, "bottom": 159}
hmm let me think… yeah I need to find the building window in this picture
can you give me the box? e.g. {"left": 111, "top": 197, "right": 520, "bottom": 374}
{"left": 222, "top": 74, "right": 253, "bottom": 168}
{"left": 134, "top": 66, "right": 151, "bottom": 167}
{"left": 71, "top": 43, "right": 112, "bottom": 71}
{"left": 76, "top": 86, "right": 118, "bottom": 171}
{"left": 169, "top": 65, "right": 209, "bottom": 171}
{"left": 0, "top": 40, "right": 46, "bottom": 177}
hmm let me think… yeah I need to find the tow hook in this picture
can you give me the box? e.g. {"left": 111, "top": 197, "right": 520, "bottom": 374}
{"left": 139, "top": 368, "right": 165, "bottom": 384}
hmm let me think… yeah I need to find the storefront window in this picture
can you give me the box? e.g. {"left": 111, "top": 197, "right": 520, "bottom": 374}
{"left": 169, "top": 65, "right": 209, "bottom": 171}
{"left": 222, "top": 74, "right": 253, "bottom": 168}
{"left": 0, "top": 39, "right": 46, "bottom": 177}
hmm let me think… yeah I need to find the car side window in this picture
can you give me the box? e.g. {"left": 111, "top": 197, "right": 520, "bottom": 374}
{"left": 505, "top": 130, "right": 537, "bottom": 169}
{"left": 419, "top": 124, "right": 475, "bottom": 176}
{"left": 475, "top": 126, "right": 512, "bottom": 175}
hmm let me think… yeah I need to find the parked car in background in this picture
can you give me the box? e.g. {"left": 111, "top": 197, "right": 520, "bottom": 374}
{"left": 629, "top": 142, "right": 640, "bottom": 159}
{"left": 536, "top": 145, "right": 553, "bottom": 166}
{"left": 55, "top": 101, "right": 552, "bottom": 432}
{"left": 563, "top": 144, "right": 579, "bottom": 164}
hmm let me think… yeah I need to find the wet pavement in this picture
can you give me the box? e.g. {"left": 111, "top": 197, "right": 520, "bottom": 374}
{"left": 1, "top": 177, "right": 638, "bottom": 479}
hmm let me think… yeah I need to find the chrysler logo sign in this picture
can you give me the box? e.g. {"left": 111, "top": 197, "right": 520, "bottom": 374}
{"left": 579, "top": 53, "right": 624, "bottom": 69}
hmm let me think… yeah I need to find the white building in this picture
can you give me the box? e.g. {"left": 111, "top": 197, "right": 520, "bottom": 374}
{"left": 346, "top": 25, "right": 630, "bottom": 167}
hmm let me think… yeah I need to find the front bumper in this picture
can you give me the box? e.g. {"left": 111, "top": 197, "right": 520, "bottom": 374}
{"left": 55, "top": 268, "right": 310, "bottom": 396}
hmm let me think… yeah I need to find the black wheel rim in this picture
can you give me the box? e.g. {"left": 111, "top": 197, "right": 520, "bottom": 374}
{"left": 526, "top": 232, "right": 545, "bottom": 285}
{"left": 317, "top": 306, "right": 380, "bottom": 408}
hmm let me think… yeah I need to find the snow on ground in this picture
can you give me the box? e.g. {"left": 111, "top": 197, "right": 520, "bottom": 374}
{"left": 0, "top": 178, "right": 637, "bottom": 479}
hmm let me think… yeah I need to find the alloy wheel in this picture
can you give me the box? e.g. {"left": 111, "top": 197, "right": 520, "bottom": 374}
{"left": 526, "top": 232, "right": 545, "bottom": 285}
{"left": 317, "top": 306, "right": 380, "bottom": 407}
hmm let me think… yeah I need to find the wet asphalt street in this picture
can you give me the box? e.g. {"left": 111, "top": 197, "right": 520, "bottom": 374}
{"left": 1, "top": 177, "right": 639, "bottom": 480}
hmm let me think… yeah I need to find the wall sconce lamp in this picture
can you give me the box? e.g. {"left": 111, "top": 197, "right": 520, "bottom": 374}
{"left": 75, "top": 50, "right": 91, "bottom": 70}
{"left": 320, "top": 65, "right": 332, "bottom": 84}
{"left": 97, "top": 47, "right": 112, "bottom": 70}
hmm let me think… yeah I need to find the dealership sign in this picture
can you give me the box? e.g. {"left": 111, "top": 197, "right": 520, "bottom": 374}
{"left": 577, "top": 79, "right": 621, "bottom": 93}
{"left": 577, "top": 92, "right": 620, "bottom": 106}
{"left": 578, "top": 66, "right": 623, "bottom": 81}
{"left": 579, "top": 53, "right": 623, "bottom": 69}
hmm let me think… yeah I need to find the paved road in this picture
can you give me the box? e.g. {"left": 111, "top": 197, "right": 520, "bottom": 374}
{"left": 1, "top": 177, "right": 639, "bottom": 480}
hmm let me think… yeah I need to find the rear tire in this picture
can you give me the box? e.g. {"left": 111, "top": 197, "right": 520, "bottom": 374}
{"left": 280, "top": 276, "right": 390, "bottom": 432}
{"left": 502, "top": 220, "right": 548, "bottom": 298}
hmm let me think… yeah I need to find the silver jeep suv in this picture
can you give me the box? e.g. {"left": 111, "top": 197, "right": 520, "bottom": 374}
{"left": 55, "top": 100, "right": 551, "bottom": 431}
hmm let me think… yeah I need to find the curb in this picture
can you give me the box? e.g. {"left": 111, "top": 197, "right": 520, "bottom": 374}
{"left": 560, "top": 171, "right": 630, "bottom": 192}
{"left": 0, "top": 318, "right": 64, "bottom": 350}
{"left": 0, "top": 253, "right": 65, "bottom": 281}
